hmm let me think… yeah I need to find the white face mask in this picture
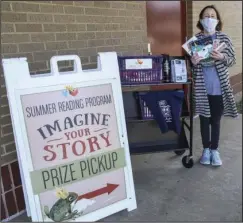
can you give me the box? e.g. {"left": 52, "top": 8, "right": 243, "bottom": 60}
{"left": 200, "top": 18, "right": 218, "bottom": 33}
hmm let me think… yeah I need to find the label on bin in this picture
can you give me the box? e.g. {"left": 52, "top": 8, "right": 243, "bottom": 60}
{"left": 125, "top": 58, "right": 152, "bottom": 70}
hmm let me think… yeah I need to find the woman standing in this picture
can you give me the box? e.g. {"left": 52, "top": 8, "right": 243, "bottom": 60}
{"left": 190, "top": 5, "right": 238, "bottom": 166}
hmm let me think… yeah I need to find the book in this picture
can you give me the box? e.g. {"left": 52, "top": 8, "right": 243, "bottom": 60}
{"left": 189, "top": 35, "right": 213, "bottom": 59}
{"left": 182, "top": 36, "right": 198, "bottom": 56}
{"left": 215, "top": 42, "right": 227, "bottom": 52}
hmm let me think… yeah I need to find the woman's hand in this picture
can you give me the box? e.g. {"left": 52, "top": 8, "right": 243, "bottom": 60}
{"left": 191, "top": 54, "right": 203, "bottom": 66}
{"left": 211, "top": 50, "right": 225, "bottom": 61}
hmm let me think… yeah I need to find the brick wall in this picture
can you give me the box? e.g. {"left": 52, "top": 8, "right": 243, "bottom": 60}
{"left": 1, "top": 0, "right": 147, "bottom": 162}
{"left": 1, "top": 1, "right": 147, "bottom": 220}
{"left": 1, "top": 161, "right": 25, "bottom": 220}
{"left": 1, "top": 1, "right": 147, "bottom": 73}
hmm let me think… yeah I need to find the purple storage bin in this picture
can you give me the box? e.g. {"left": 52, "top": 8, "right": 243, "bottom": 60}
{"left": 118, "top": 55, "right": 163, "bottom": 85}
{"left": 138, "top": 92, "right": 154, "bottom": 120}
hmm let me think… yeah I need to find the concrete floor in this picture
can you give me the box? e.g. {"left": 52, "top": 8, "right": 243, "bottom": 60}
{"left": 12, "top": 115, "right": 242, "bottom": 222}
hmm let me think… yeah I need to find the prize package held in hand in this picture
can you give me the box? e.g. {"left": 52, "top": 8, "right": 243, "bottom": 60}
{"left": 190, "top": 35, "right": 213, "bottom": 59}
{"left": 182, "top": 36, "right": 198, "bottom": 56}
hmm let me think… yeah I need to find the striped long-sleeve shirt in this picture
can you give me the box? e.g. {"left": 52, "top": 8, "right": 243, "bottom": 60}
{"left": 192, "top": 31, "right": 238, "bottom": 118}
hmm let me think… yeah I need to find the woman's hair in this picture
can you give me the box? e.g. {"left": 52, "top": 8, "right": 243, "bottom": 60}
{"left": 196, "top": 5, "right": 223, "bottom": 31}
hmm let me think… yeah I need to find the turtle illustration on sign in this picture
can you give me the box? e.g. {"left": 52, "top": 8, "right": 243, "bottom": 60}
{"left": 43, "top": 187, "right": 94, "bottom": 222}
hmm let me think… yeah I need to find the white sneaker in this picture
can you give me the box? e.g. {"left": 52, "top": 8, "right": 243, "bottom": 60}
{"left": 200, "top": 148, "right": 211, "bottom": 165}
{"left": 211, "top": 149, "right": 222, "bottom": 166}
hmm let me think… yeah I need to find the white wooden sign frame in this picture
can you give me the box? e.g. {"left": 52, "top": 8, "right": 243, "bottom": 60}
{"left": 2, "top": 53, "right": 137, "bottom": 222}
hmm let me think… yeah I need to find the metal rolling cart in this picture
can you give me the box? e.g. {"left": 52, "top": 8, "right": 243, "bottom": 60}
{"left": 118, "top": 55, "right": 194, "bottom": 168}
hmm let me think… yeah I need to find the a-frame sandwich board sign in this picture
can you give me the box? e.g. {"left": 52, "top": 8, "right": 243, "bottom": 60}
{"left": 2, "top": 53, "right": 137, "bottom": 222}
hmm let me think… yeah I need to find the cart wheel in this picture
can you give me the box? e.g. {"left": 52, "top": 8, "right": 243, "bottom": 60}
{"left": 182, "top": 155, "right": 194, "bottom": 168}
{"left": 174, "top": 149, "right": 186, "bottom": 156}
